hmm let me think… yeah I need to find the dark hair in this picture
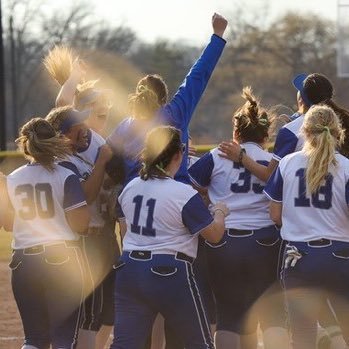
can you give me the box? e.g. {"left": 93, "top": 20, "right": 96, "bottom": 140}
{"left": 45, "top": 105, "right": 74, "bottom": 132}
{"left": 129, "top": 74, "right": 168, "bottom": 119}
{"left": 140, "top": 126, "right": 182, "bottom": 180}
{"left": 233, "top": 87, "right": 270, "bottom": 144}
{"left": 303, "top": 73, "right": 333, "bottom": 105}
{"left": 303, "top": 73, "right": 349, "bottom": 157}
{"left": 16, "top": 118, "right": 71, "bottom": 171}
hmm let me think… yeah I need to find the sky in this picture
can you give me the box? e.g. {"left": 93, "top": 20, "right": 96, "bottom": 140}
{"left": 57, "top": 0, "right": 339, "bottom": 44}
{"left": 3, "top": 0, "right": 343, "bottom": 44}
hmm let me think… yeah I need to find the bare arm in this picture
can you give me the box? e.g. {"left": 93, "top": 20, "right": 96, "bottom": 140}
{"left": 65, "top": 205, "right": 91, "bottom": 234}
{"left": 269, "top": 201, "right": 282, "bottom": 226}
{"left": 0, "top": 174, "right": 14, "bottom": 231}
{"left": 200, "top": 202, "right": 228, "bottom": 243}
{"left": 56, "top": 59, "right": 85, "bottom": 107}
{"left": 218, "top": 141, "right": 278, "bottom": 182}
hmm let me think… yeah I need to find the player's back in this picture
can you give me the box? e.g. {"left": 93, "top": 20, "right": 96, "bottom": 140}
{"left": 190, "top": 143, "right": 274, "bottom": 230}
{"left": 119, "top": 177, "right": 202, "bottom": 258}
{"left": 276, "top": 151, "right": 349, "bottom": 242}
{"left": 7, "top": 164, "right": 82, "bottom": 249}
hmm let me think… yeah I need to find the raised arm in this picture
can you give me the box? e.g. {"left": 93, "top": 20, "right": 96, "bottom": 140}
{"left": 56, "top": 59, "right": 85, "bottom": 107}
{"left": 165, "top": 13, "right": 228, "bottom": 127}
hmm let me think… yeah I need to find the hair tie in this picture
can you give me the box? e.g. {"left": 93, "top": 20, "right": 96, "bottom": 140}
{"left": 155, "top": 163, "right": 170, "bottom": 176}
{"left": 323, "top": 126, "right": 330, "bottom": 134}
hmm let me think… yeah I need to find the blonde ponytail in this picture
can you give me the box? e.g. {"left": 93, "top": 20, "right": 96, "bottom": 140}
{"left": 302, "top": 105, "right": 344, "bottom": 194}
{"left": 43, "top": 45, "right": 75, "bottom": 86}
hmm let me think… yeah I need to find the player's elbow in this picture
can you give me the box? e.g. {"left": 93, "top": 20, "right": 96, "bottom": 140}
{"left": 269, "top": 202, "right": 282, "bottom": 226}
{"left": 66, "top": 206, "right": 91, "bottom": 234}
{"left": 200, "top": 222, "right": 225, "bottom": 244}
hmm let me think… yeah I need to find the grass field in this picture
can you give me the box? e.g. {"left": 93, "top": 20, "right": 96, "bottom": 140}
{"left": 0, "top": 230, "right": 12, "bottom": 261}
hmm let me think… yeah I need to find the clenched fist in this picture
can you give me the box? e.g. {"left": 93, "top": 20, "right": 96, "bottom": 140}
{"left": 212, "top": 13, "right": 228, "bottom": 38}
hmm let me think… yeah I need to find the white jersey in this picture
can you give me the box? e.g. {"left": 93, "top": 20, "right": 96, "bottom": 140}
{"left": 59, "top": 154, "right": 104, "bottom": 228}
{"left": 272, "top": 115, "right": 304, "bottom": 161}
{"left": 189, "top": 143, "right": 274, "bottom": 230}
{"left": 119, "top": 177, "right": 213, "bottom": 258}
{"left": 78, "top": 129, "right": 105, "bottom": 165}
{"left": 264, "top": 151, "right": 349, "bottom": 242}
{"left": 7, "top": 164, "right": 86, "bottom": 249}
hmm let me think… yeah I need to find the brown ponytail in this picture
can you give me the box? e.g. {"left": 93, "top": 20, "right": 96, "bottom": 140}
{"left": 140, "top": 126, "right": 182, "bottom": 180}
{"left": 16, "top": 118, "right": 71, "bottom": 171}
{"left": 129, "top": 74, "right": 168, "bottom": 119}
{"left": 233, "top": 87, "right": 270, "bottom": 144}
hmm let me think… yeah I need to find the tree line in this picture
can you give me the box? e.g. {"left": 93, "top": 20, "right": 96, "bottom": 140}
{"left": 3, "top": 0, "right": 349, "bottom": 146}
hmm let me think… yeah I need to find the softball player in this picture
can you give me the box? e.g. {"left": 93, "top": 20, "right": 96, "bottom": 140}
{"left": 264, "top": 105, "right": 349, "bottom": 349}
{"left": 189, "top": 87, "right": 288, "bottom": 349}
{"left": 111, "top": 126, "right": 228, "bottom": 349}
{"left": 44, "top": 48, "right": 124, "bottom": 348}
{"left": 3, "top": 118, "right": 90, "bottom": 349}
{"left": 107, "top": 13, "right": 228, "bottom": 185}
{"left": 45, "top": 106, "right": 114, "bottom": 349}
{"left": 218, "top": 73, "right": 348, "bottom": 182}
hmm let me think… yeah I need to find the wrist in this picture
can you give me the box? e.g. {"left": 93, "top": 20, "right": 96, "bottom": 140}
{"left": 213, "top": 31, "right": 224, "bottom": 38}
{"left": 238, "top": 148, "right": 246, "bottom": 164}
{"left": 214, "top": 208, "right": 226, "bottom": 217}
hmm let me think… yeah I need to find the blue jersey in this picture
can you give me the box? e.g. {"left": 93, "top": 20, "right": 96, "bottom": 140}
{"left": 118, "top": 177, "right": 213, "bottom": 258}
{"left": 189, "top": 143, "right": 273, "bottom": 229}
{"left": 264, "top": 151, "right": 349, "bottom": 242}
{"left": 107, "top": 34, "right": 226, "bottom": 184}
{"left": 272, "top": 114, "right": 304, "bottom": 161}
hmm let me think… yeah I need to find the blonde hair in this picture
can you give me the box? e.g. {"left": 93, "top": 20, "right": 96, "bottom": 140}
{"left": 302, "top": 105, "right": 344, "bottom": 194}
{"left": 43, "top": 45, "right": 99, "bottom": 104}
{"left": 16, "top": 118, "right": 71, "bottom": 171}
{"left": 234, "top": 87, "right": 270, "bottom": 143}
{"left": 43, "top": 45, "right": 74, "bottom": 86}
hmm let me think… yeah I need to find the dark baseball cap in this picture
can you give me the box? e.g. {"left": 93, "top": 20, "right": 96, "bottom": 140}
{"left": 292, "top": 73, "right": 312, "bottom": 107}
{"left": 59, "top": 109, "right": 91, "bottom": 134}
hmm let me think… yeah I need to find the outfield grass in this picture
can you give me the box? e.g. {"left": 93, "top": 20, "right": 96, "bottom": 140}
{"left": 0, "top": 230, "right": 12, "bottom": 261}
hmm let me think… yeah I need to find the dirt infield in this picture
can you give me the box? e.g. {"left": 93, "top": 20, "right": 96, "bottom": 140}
{"left": 0, "top": 261, "right": 23, "bottom": 349}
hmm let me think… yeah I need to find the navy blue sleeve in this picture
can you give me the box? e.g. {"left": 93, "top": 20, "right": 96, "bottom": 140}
{"left": 264, "top": 167, "right": 284, "bottom": 202}
{"left": 188, "top": 152, "right": 214, "bottom": 187}
{"left": 182, "top": 193, "right": 214, "bottom": 235}
{"left": 63, "top": 175, "right": 86, "bottom": 211}
{"left": 59, "top": 161, "right": 82, "bottom": 178}
{"left": 272, "top": 127, "right": 298, "bottom": 161}
{"left": 164, "top": 35, "right": 226, "bottom": 128}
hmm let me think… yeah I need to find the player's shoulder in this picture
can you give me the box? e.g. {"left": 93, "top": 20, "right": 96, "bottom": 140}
{"left": 241, "top": 142, "right": 272, "bottom": 161}
{"left": 8, "top": 163, "right": 30, "bottom": 178}
{"left": 281, "top": 114, "right": 304, "bottom": 135}
{"left": 278, "top": 150, "right": 305, "bottom": 171}
{"left": 90, "top": 129, "right": 106, "bottom": 146}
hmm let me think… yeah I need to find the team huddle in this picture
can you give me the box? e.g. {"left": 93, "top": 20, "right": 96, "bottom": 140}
{"left": 1, "top": 11, "right": 349, "bottom": 349}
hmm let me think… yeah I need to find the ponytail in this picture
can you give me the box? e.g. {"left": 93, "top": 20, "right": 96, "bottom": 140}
{"left": 234, "top": 86, "right": 270, "bottom": 143}
{"left": 302, "top": 105, "right": 344, "bottom": 194}
{"left": 140, "top": 126, "right": 182, "bottom": 180}
{"left": 16, "top": 118, "right": 71, "bottom": 171}
{"left": 128, "top": 85, "right": 160, "bottom": 119}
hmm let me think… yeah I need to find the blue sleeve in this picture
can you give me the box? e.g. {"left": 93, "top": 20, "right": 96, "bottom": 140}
{"left": 273, "top": 127, "right": 298, "bottom": 161}
{"left": 63, "top": 175, "right": 86, "bottom": 211}
{"left": 346, "top": 180, "right": 349, "bottom": 206}
{"left": 59, "top": 161, "right": 82, "bottom": 178}
{"left": 163, "top": 34, "right": 226, "bottom": 128}
{"left": 182, "top": 193, "right": 214, "bottom": 235}
{"left": 264, "top": 167, "right": 283, "bottom": 202}
{"left": 188, "top": 152, "right": 214, "bottom": 187}
{"left": 106, "top": 120, "right": 127, "bottom": 154}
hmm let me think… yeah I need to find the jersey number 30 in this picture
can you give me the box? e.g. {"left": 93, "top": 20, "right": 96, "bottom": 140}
{"left": 16, "top": 183, "right": 54, "bottom": 220}
{"left": 131, "top": 195, "right": 156, "bottom": 237}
